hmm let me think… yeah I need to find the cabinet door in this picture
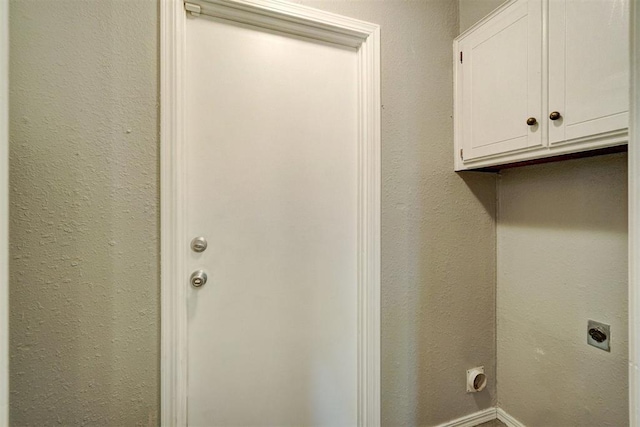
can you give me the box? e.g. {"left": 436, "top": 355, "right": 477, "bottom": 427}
{"left": 458, "top": 0, "right": 542, "bottom": 163}
{"left": 548, "top": 0, "right": 629, "bottom": 145}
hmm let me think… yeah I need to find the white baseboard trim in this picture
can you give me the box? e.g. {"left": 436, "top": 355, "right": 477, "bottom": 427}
{"left": 435, "top": 407, "right": 527, "bottom": 427}
{"left": 436, "top": 408, "right": 497, "bottom": 427}
{"left": 497, "top": 408, "right": 526, "bottom": 427}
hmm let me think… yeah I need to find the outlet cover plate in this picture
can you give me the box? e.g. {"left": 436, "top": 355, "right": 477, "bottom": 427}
{"left": 587, "top": 319, "right": 610, "bottom": 352}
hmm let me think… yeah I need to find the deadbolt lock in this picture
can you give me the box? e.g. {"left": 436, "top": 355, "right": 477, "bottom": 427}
{"left": 190, "top": 270, "right": 207, "bottom": 288}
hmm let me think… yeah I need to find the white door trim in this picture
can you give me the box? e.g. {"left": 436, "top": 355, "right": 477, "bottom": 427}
{"left": 160, "top": 1, "right": 381, "bottom": 425}
{"left": 0, "top": 0, "right": 9, "bottom": 422}
{"left": 629, "top": 0, "right": 639, "bottom": 425}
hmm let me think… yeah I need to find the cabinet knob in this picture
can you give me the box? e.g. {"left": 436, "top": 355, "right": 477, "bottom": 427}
{"left": 526, "top": 117, "right": 537, "bottom": 126}
{"left": 549, "top": 111, "right": 562, "bottom": 121}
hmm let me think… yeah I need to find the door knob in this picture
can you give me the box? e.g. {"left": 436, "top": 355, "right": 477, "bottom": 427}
{"left": 526, "top": 117, "right": 537, "bottom": 126}
{"left": 190, "top": 270, "right": 208, "bottom": 288}
{"left": 549, "top": 111, "right": 562, "bottom": 121}
{"left": 191, "top": 236, "right": 208, "bottom": 253}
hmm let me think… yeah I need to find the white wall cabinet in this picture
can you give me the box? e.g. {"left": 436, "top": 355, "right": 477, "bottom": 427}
{"left": 454, "top": 0, "right": 629, "bottom": 171}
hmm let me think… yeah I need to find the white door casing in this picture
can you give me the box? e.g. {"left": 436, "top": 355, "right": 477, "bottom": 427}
{"left": 160, "top": 0, "right": 380, "bottom": 425}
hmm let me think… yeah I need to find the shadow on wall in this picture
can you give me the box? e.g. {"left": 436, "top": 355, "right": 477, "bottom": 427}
{"left": 496, "top": 153, "right": 628, "bottom": 233}
{"left": 458, "top": 171, "right": 498, "bottom": 218}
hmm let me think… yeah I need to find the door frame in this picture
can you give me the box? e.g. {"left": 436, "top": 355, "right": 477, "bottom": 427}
{"left": 159, "top": 0, "right": 381, "bottom": 425}
{"left": 630, "top": 0, "right": 639, "bottom": 425}
{"left": 1, "top": 0, "right": 9, "bottom": 422}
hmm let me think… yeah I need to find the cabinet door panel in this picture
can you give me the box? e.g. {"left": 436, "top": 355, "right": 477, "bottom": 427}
{"left": 548, "top": 0, "right": 629, "bottom": 145}
{"left": 460, "top": 0, "right": 542, "bottom": 162}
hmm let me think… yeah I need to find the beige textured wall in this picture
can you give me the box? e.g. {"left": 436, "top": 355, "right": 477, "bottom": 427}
{"left": 10, "top": 0, "right": 497, "bottom": 425}
{"left": 9, "top": 0, "right": 159, "bottom": 424}
{"left": 458, "top": 0, "right": 504, "bottom": 33}
{"left": 497, "top": 154, "right": 629, "bottom": 426}
{"left": 0, "top": 0, "right": 8, "bottom": 420}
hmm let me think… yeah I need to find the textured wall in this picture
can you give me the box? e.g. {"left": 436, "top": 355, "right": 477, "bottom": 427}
{"left": 497, "top": 154, "right": 629, "bottom": 426}
{"left": 458, "top": 0, "right": 504, "bottom": 33}
{"left": 296, "top": 2, "right": 497, "bottom": 425}
{"left": 1, "top": 0, "right": 8, "bottom": 421}
{"left": 10, "top": 0, "right": 497, "bottom": 425}
{"left": 9, "top": 0, "right": 159, "bottom": 424}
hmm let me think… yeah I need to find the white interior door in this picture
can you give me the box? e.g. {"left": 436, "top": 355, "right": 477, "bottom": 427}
{"left": 184, "top": 13, "right": 359, "bottom": 427}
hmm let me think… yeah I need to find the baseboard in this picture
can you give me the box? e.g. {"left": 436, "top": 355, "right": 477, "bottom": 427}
{"left": 435, "top": 407, "right": 527, "bottom": 427}
{"left": 497, "top": 408, "right": 526, "bottom": 427}
{"left": 436, "top": 408, "right": 497, "bottom": 427}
